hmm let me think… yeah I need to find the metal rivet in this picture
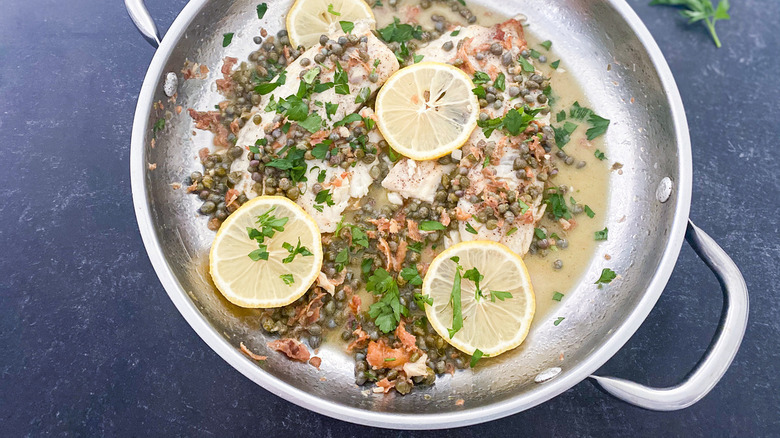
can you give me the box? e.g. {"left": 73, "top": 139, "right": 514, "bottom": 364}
{"left": 534, "top": 367, "right": 562, "bottom": 383}
{"left": 163, "top": 72, "right": 178, "bottom": 97}
{"left": 656, "top": 177, "right": 672, "bottom": 203}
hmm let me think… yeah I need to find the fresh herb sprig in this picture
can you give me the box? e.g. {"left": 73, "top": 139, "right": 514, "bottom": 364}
{"left": 650, "top": 0, "right": 730, "bottom": 48}
{"left": 367, "top": 268, "right": 409, "bottom": 333}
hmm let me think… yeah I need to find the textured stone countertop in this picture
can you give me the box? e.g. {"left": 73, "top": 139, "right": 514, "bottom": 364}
{"left": 1, "top": 0, "right": 778, "bottom": 435}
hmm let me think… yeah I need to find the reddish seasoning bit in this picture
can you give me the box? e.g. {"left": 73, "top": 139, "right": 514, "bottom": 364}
{"left": 268, "top": 338, "right": 311, "bottom": 363}
{"left": 240, "top": 342, "right": 267, "bottom": 361}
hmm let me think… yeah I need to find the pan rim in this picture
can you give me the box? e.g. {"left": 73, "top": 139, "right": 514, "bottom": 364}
{"left": 129, "top": 0, "right": 692, "bottom": 429}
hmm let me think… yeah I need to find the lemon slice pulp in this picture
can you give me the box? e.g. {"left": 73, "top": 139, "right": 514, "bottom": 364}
{"left": 209, "top": 196, "right": 323, "bottom": 308}
{"left": 286, "top": 0, "right": 375, "bottom": 49}
{"left": 422, "top": 241, "right": 535, "bottom": 356}
{"left": 375, "top": 62, "right": 479, "bottom": 161}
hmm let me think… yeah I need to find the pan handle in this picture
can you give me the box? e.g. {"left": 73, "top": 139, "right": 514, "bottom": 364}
{"left": 589, "top": 219, "right": 748, "bottom": 410}
{"left": 124, "top": 0, "right": 162, "bottom": 48}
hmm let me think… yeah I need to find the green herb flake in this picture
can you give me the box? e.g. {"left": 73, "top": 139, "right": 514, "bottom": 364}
{"left": 465, "top": 222, "right": 478, "bottom": 235}
{"left": 556, "top": 110, "right": 566, "bottom": 122}
{"left": 256, "top": 3, "right": 268, "bottom": 19}
{"left": 282, "top": 237, "right": 314, "bottom": 263}
{"left": 506, "top": 227, "right": 518, "bottom": 236}
{"left": 529, "top": 49, "right": 541, "bottom": 59}
{"left": 540, "top": 40, "right": 552, "bottom": 50}
{"left": 222, "top": 33, "right": 234, "bottom": 47}
{"left": 586, "top": 113, "right": 610, "bottom": 140}
{"left": 552, "top": 291, "right": 564, "bottom": 302}
{"left": 584, "top": 205, "right": 595, "bottom": 218}
{"left": 491, "top": 290, "right": 513, "bottom": 301}
{"left": 349, "top": 225, "right": 369, "bottom": 248}
{"left": 367, "top": 268, "right": 408, "bottom": 332}
{"left": 544, "top": 192, "right": 572, "bottom": 220}
{"left": 327, "top": 3, "right": 341, "bottom": 15}
{"left": 361, "top": 258, "right": 373, "bottom": 274}
{"left": 325, "top": 102, "right": 339, "bottom": 120}
{"left": 595, "top": 268, "right": 617, "bottom": 285}
{"left": 246, "top": 207, "right": 289, "bottom": 261}
{"left": 594, "top": 149, "right": 607, "bottom": 160}
{"left": 333, "top": 62, "right": 350, "bottom": 95}
{"left": 339, "top": 20, "right": 354, "bottom": 33}
{"left": 470, "top": 349, "right": 485, "bottom": 368}
{"left": 333, "top": 112, "right": 362, "bottom": 127}
{"left": 315, "top": 188, "right": 335, "bottom": 207}
{"left": 569, "top": 101, "right": 593, "bottom": 120}
{"left": 518, "top": 56, "right": 535, "bottom": 72}
{"left": 413, "top": 293, "right": 433, "bottom": 308}
{"left": 494, "top": 73, "right": 506, "bottom": 91}
{"left": 413, "top": 54, "right": 424, "bottom": 63}
{"left": 472, "top": 71, "right": 490, "bottom": 84}
{"left": 594, "top": 227, "right": 609, "bottom": 241}
{"left": 553, "top": 316, "right": 565, "bottom": 326}
{"left": 280, "top": 274, "right": 294, "bottom": 285}
{"left": 419, "top": 221, "right": 446, "bottom": 231}
{"left": 152, "top": 118, "right": 165, "bottom": 134}
{"left": 534, "top": 228, "right": 547, "bottom": 240}
{"left": 450, "top": 30, "right": 460, "bottom": 36}
{"left": 298, "top": 113, "right": 322, "bottom": 133}
{"left": 354, "top": 86, "right": 371, "bottom": 104}
{"left": 400, "top": 266, "right": 423, "bottom": 286}
{"left": 384, "top": 357, "right": 396, "bottom": 362}
{"left": 311, "top": 141, "right": 330, "bottom": 160}
{"left": 551, "top": 59, "right": 560, "bottom": 69}
{"left": 408, "top": 241, "right": 424, "bottom": 253}
{"left": 266, "top": 145, "right": 308, "bottom": 184}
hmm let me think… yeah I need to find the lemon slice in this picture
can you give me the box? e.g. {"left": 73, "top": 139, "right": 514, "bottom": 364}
{"left": 375, "top": 62, "right": 479, "bottom": 161}
{"left": 422, "top": 241, "right": 535, "bottom": 356}
{"left": 286, "top": 0, "right": 375, "bottom": 49}
{"left": 209, "top": 196, "right": 323, "bottom": 308}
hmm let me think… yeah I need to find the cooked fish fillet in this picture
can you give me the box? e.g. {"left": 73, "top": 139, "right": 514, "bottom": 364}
{"left": 231, "top": 21, "right": 399, "bottom": 199}
{"left": 381, "top": 158, "right": 454, "bottom": 204}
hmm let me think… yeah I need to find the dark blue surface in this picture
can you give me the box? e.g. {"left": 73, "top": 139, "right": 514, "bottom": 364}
{"left": 1, "top": 0, "right": 778, "bottom": 436}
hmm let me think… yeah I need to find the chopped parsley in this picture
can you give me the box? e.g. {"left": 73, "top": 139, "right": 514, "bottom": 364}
{"left": 314, "top": 188, "right": 335, "bottom": 210}
{"left": 400, "top": 266, "right": 423, "bottom": 286}
{"left": 551, "top": 59, "right": 560, "bottom": 69}
{"left": 595, "top": 268, "right": 617, "bottom": 285}
{"left": 413, "top": 54, "right": 424, "bottom": 63}
{"left": 354, "top": 86, "right": 371, "bottom": 104}
{"left": 552, "top": 121, "right": 577, "bottom": 148}
{"left": 534, "top": 228, "right": 547, "bottom": 240}
{"left": 256, "top": 3, "right": 268, "bottom": 19}
{"left": 518, "top": 56, "right": 535, "bottom": 72}
{"left": 255, "top": 71, "right": 287, "bottom": 95}
{"left": 413, "top": 293, "right": 433, "bottom": 308}
{"left": 339, "top": 20, "right": 354, "bottom": 33}
{"left": 266, "top": 145, "right": 307, "bottom": 184}
{"left": 472, "top": 71, "right": 491, "bottom": 84}
{"left": 297, "top": 113, "right": 322, "bottom": 133}
{"left": 377, "top": 17, "right": 423, "bottom": 62}
{"left": 540, "top": 40, "right": 552, "bottom": 50}
{"left": 222, "top": 33, "right": 234, "bottom": 47}
{"left": 327, "top": 3, "right": 340, "bottom": 15}
{"left": 311, "top": 141, "right": 331, "bottom": 160}
{"left": 595, "top": 227, "right": 609, "bottom": 241}
{"left": 552, "top": 291, "right": 564, "bottom": 301}
{"left": 367, "top": 268, "right": 408, "bottom": 332}
{"left": 556, "top": 110, "right": 566, "bottom": 122}
{"left": 419, "top": 220, "right": 446, "bottom": 231}
{"left": 408, "top": 241, "right": 424, "bottom": 253}
{"left": 584, "top": 205, "right": 595, "bottom": 218}
{"left": 280, "top": 274, "right": 294, "bottom": 285}
{"left": 594, "top": 149, "right": 607, "bottom": 160}
{"left": 569, "top": 101, "right": 593, "bottom": 120}
{"left": 494, "top": 73, "right": 506, "bottom": 91}
{"left": 152, "top": 118, "right": 165, "bottom": 135}
{"left": 586, "top": 113, "right": 610, "bottom": 140}
{"left": 450, "top": 30, "right": 460, "bottom": 36}
{"left": 333, "top": 61, "right": 350, "bottom": 95}
{"left": 246, "top": 207, "right": 289, "bottom": 261}
{"left": 544, "top": 191, "right": 572, "bottom": 220}
{"left": 529, "top": 49, "right": 541, "bottom": 59}
{"left": 335, "top": 247, "right": 350, "bottom": 271}
{"left": 333, "top": 113, "right": 362, "bottom": 127}
{"left": 470, "top": 349, "right": 486, "bottom": 367}
{"left": 348, "top": 225, "right": 369, "bottom": 248}
{"left": 478, "top": 106, "right": 541, "bottom": 137}
{"left": 506, "top": 227, "right": 518, "bottom": 236}
{"left": 325, "top": 102, "right": 339, "bottom": 120}
{"left": 553, "top": 317, "right": 565, "bottom": 326}
{"left": 465, "top": 222, "right": 478, "bottom": 235}
{"left": 282, "top": 238, "right": 313, "bottom": 263}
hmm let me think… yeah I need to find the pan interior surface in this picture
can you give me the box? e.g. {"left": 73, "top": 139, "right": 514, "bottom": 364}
{"left": 132, "top": 0, "right": 690, "bottom": 427}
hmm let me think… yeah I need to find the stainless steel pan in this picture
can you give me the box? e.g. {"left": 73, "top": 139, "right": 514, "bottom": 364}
{"left": 126, "top": 0, "right": 748, "bottom": 428}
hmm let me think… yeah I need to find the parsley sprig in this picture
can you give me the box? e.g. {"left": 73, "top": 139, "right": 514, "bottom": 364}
{"left": 650, "top": 0, "right": 730, "bottom": 48}
{"left": 282, "top": 238, "right": 313, "bottom": 263}
{"left": 367, "top": 268, "right": 409, "bottom": 333}
{"left": 478, "top": 106, "right": 542, "bottom": 138}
